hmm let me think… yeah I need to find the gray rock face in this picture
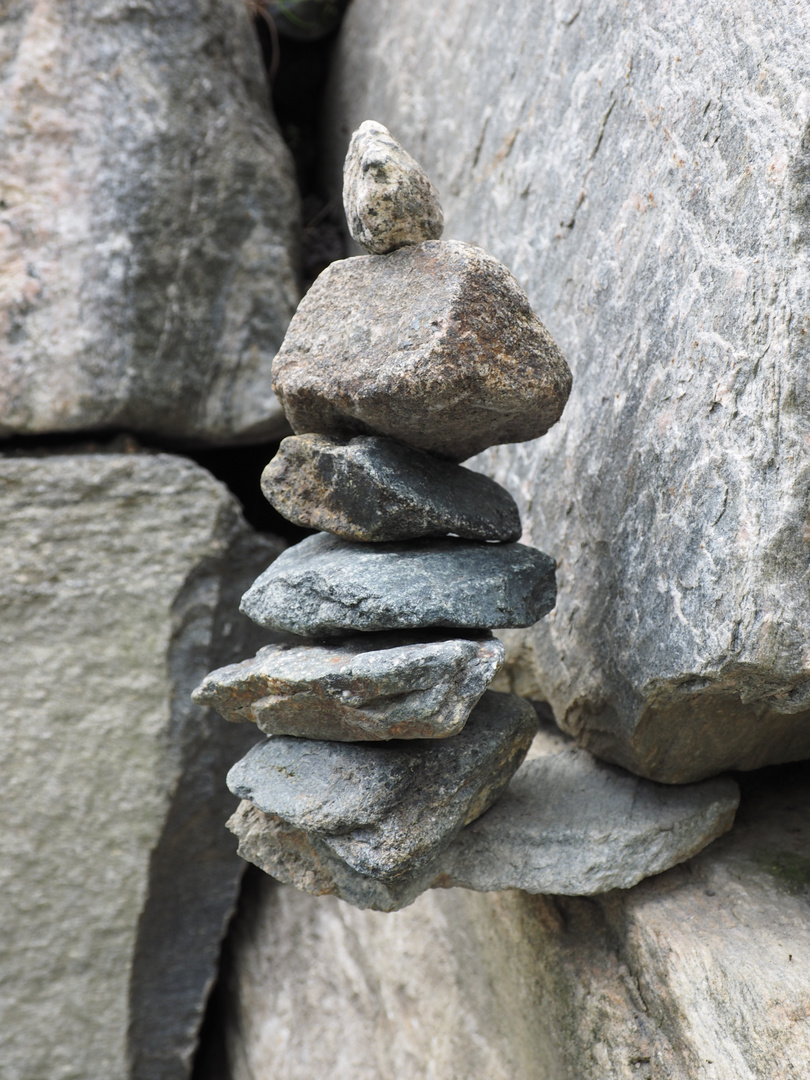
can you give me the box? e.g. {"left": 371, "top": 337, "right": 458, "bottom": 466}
{"left": 241, "top": 531, "right": 557, "bottom": 637}
{"left": 261, "top": 434, "right": 522, "bottom": 542}
{"left": 0, "top": 0, "right": 299, "bottom": 445}
{"left": 436, "top": 749, "right": 739, "bottom": 895}
{"left": 323, "top": 0, "right": 810, "bottom": 781}
{"left": 193, "top": 633, "right": 504, "bottom": 740}
{"left": 227, "top": 718, "right": 739, "bottom": 911}
{"left": 199, "top": 763, "right": 810, "bottom": 1080}
{"left": 0, "top": 453, "right": 282, "bottom": 1080}
{"left": 228, "top": 691, "right": 537, "bottom": 886}
{"left": 343, "top": 120, "right": 444, "bottom": 254}
{"left": 271, "top": 240, "right": 572, "bottom": 461}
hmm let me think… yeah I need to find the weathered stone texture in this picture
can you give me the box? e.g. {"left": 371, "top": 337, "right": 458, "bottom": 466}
{"left": 261, "top": 434, "right": 522, "bottom": 542}
{"left": 198, "top": 762, "right": 810, "bottom": 1080}
{"left": 342, "top": 119, "right": 444, "bottom": 254}
{"left": 0, "top": 0, "right": 299, "bottom": 444}
{"left": 437, "top": 745, "right": 739, "bottom": 896}
{"left": 241, "top": 531, "right": 557, "bottom": 637}
{"left": 0, "top": 453, "right": 282, "bottom": 1080}
{"left": 324, "top": 0, "right": 810, "bottom": 781}
{"left": 227, "top": 717, "right": 738, "bottom": 911}
{"left": 228, "top": 691, "right": 537, "bottom": 888}
{"left": 193, "top": 633, "right": 504, "bottom": 740}
{"left": 271, "top": 240, "right": 571, "bottom": 461}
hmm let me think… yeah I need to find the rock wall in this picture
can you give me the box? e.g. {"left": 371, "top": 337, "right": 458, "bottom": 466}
{"left": 0, "top": 0, "right": 299, "bottom": 444}
{"left": 204, "top": 758, "right": 810, "bottom": 1080}
{"left": 0, "top": 453, "right": 281, "bottom": 1080}
{"left": 322, "top": 0, "right": 810, "bottom": 782}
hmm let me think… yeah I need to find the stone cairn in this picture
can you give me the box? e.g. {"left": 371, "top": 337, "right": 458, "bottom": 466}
{"left": 193, "top": 120, "right": 573, "bottom": 909}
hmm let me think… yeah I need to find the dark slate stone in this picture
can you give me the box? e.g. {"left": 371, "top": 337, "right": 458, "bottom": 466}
{"left": 240, "top": 532, "right": 557, "bottom": 637}
{"left": 227, "top": 690, "right": 538, "bottom": 884}
{"left": 261, "top": 434, "right": 522, "bottom": 542}
{"left": 192, "top": 632, "right": 504, "bottom": 741}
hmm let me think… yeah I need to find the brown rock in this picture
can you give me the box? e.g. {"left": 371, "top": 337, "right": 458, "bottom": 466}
{"left": 271, "top": 240, "right": 572, "bottom": 461}
{"left": 261, "top": 434, "right": 522, "bottom": 541}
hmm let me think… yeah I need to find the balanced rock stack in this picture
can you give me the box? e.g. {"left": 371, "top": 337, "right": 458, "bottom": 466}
{"left": 193, "top": 123, "right": 739, "bottom": 912}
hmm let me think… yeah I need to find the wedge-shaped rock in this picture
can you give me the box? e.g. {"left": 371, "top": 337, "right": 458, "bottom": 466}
{"left": 192, "top": 632, "right": 503, "bottom": 740}
{"left": 343, "top": 120, "right": 444, "bottom": 254}
{"left": 241, "top": 532, "right": 556, "bottom": 637}
{"left": 227, "top": 739, "right": 739, "bottom": 912}
{"left": 271, "top": 240, "right": 572, "bottom": 461}
{"left": 262, "top": 434, "right": 522, "bottom": 542}
{"left": 227, "top": 691, "right": 537, "bottom": 884}
{"left": 435, "top": 750, "right": 740, "bottom": 895}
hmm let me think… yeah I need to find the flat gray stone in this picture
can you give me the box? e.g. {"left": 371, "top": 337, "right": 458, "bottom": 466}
{"left": 435, "top": 750, "right": 740, "bottom": 895}
{"left": 323, "top": 0, "right": 810, "bottom": 781}
{"left": 0, "top": 0, "right": 298, "bottom": 444}
{"left": 228, "top": 691, "right": 537, "bottom": 885}
{"left": 192, "top": 632, "right": 504, "bottom": 740}
{"left": 0, "top": 452, "right": 283, "bottom": 1080}
{"left": 226, "top": 722, "right": 739, "bottom": 912}
{"left": 271, "top": 240, "right": 571, "bottom": 462}
{"left": 261, "top": 434, "right": 522, "bottom": 542}
{"left": 241, "top": 532, "right": 557, "bottom": 637}
{"left": 343, "top": 120, "right": 444, "bottom": 254}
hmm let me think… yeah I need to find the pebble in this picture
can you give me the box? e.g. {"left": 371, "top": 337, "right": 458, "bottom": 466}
{"left": 227, "top": 743, "right": 740, "bottom": 911}
{"left": 343, "top": 120, "right": 444, "bottom": 254}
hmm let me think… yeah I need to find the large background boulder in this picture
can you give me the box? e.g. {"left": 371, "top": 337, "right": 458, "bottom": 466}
{"left": 0, "top": 0, "right": 299, "bottom": 444}
{"left": 323, "top": 0, "right": 810, "bottom": 782}
{"left": 0, "top": 452, "right": 281, "bottom": 1080}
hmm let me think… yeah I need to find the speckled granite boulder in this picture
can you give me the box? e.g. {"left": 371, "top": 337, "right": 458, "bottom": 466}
{"left": 227, "top": 691, "right": 537, "bottom": 886}
{"left": 261, "top": 434, "right": 521, "bottom": 542}
{"left": 343, "top": 120, "right": 443, "bottom": 253}
{"left": 192, "top": 633, "right": 504, "bottom": 740}
{"left": 271, "top": 240, "right": 571, "bottom": 461}
{"left": 240, "top": 531, "right": 557, "bottom": 636}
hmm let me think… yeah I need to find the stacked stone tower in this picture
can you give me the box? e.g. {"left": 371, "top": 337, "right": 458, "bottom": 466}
{"left": 193, "top": 123, "right": 738, "bottom": 912}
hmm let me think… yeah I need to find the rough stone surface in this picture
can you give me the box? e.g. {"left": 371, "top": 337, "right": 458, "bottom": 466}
{"left": 192, "top": 632, "right": 504, "bottom": 741}
{"left": 0, "top": 453, "right": 283, "bottom": 1080}
{"left": 0, "top": 0, "right": 299, "bottom": 444}
{"left": 227, "top": 716, "right": 738, "bottom": 910}
{"left": 228, "top": 691, "right": 537, "bottom": 887}
{"left": 271, "top": 240, "right": 572, "bottom": 461}
{"left": 343, "top": 119, "right": 443, "bottom": 254}
{"left": 241, "top": 531, "right": 557, "bottom": 637}
{"left": 436, "top": 749, "right": 739, "bottom": 895}
{"left": 262, "top": 434, "right": 522, "bottom": 542}
{"left": 201, "top": 762, "right": 810, "bottom": 1080}
{"left": 323, "top": 0, "right": 810, "bottom": 781}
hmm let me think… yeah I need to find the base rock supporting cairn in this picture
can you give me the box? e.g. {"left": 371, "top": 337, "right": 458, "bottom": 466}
{"left": 193, "top": 121, "right": 740, "bottom": 910}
